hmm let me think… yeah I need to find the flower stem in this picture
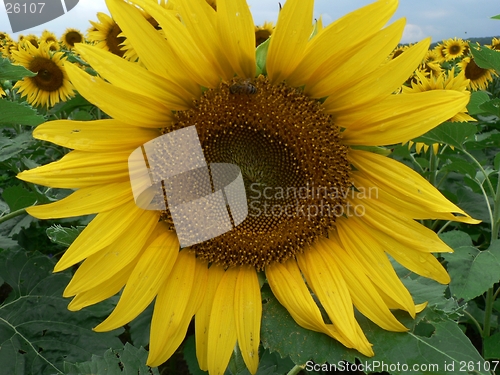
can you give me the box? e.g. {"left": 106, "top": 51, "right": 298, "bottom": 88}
{"left": 0, "top": 208, "right": 27, "bottom": 225}
{"left": 287, "top": 365, "right": 305, "bottom": 375}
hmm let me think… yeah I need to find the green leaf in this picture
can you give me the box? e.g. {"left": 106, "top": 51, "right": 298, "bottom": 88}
{"left": 63, "top": 343, "right": 159, "bottom": 375}
{"left": 183, "top": 335, "right": 208, "bottom": 375}
{"left": 46, "top": 225, "right": 85, "bottom": 247}
{"left": 49, "top": 94, "right": 93, "bottom": 117}
{"left": 442, "top": 241, "right": 500, "bottom": 301}
{"left": 470, "top": 46, "right": 500, "bottom": 72}
{"left": 439, "top": 230, "right": 473, "bottom": 249}
{"left": 2, "top": 185, "right": 38, "bottom": 212}
{"left": 412, "top": 122, "right": 477, "bottom": 150}
{"left": 483, "top": 332, "right": 500, "bottom": 360}
{"left": 0, "top": 132, "right": 35, "bottom": 162}
{"left": 495, "top": 153, "right": 500, "bottom": 170}
{"left": 261, "top": 285, "right": 488, "bottom": 374}
{"left": 479, "top": 98, "right": 500, "bottom": 117}
{"left": 455, "top": 186, "right": 491, "bottom": 224}
{"left": 440, "top": 161, "right": 477, "bottom": 178}
{"left": 0, "top": 58, "right": 36, "bottom": 80}
{"left": 0, "top": 99, "right": 45, "bottom": 127}
{"left": 467, "top": 91, "right": 490, "bottom": 115}
{"left": 492, "top": 14, "right": 500, "bottom": 20}
{"left": 129, "top": 303, "right": 153, "bottom": 348}
{"left": 255, "top": 38, "right": 270, "bottom": 76}
{"left": 0, "top": 249, "right": 123, "bottom": 375}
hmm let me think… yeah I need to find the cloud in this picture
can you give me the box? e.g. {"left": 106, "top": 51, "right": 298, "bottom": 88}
{"left": 401, "top": 24, "right": 426, "bottom": 44}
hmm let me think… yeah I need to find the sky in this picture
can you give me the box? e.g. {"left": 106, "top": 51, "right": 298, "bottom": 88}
{"left": 1, "top": 0, "right": 499, "bottom": 44}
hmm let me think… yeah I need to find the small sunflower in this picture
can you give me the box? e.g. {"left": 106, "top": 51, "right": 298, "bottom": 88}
{"left": 389, "top": 44, "right": 409, "bottom": 60}
{"left": 255, "top": 22, "right": 274, "bottom": 47}
{"left": 0, "top": 31, "right": 12, "bottom": 44}
{"left": 11, "top": 42, "right": 75, "bottom": 107}
{"left": 23, "top": 34, "right": 39, "bottom": 48}
{"left": 61, "top": 28, "right": 85, "bottom": 49}
{"left": 459, "top": 56, "right": 498, "bottom": 91}
{"left": 432, "top": 43, "right": 447, "bottom": 63}
{"left": 487, "top": 37, "right": 500, "bottom": 51}
{"left": 88, "top": 12, "right": 126, "bottom": 57}
{"left": 18, "top": 0, "right": 477, "bottom": 373}
{"left": 442, "top": 37, "right": 467, "bottom": 61}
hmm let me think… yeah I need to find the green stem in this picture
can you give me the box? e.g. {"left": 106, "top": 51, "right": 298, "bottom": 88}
{"left": 463, "top": 310, "right": 483, "bottom": 337}
{"left": 483, "top": 288, "right": 494, "bottom": 339}
{"left": 287, "top": 365, "right": 305, "bottom": 375}
{"left": 460, "top": 149, "right": 496, "bottom": 198}
{"left": 0, "top": 208, "right": 27, "bottom": 225}
{"left": 428, "top": 148, "right": 438, "bottom": 187}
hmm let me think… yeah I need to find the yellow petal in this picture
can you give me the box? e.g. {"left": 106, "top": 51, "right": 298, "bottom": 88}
{"left": 322, "top": 39, "right": 430, "bottom": 112}
{"left": 94, "top": 231, "right": 179, "bottom": 331}
{"left": 349, "top": 149, "right": 479, "bottom": 223}
{"left": 320, "top": 238, "right": 407, "bottom": 332}
{"left": 17, "top": 150, "right": 130, "bottom": 189}
{"left": 216, "top": 0, "right": 256, "bottom": 78}
{"left": 68, "top": 261, "right": 135, "bottom": 311}
{"left": 336, "top": 217, "right": 416, "bottom": 316}
{"left": 195, "top": 264, "right": 225, "bottom": 371}
{"left": 54, "top": 201, "right": 158, "bottom": 272}
{"left": 27, "top": 182, "right": 132, "bottom": 219}
{"left": 351, "top": 200, "right": 451, "bottom": 284}
{"left": 234, "top": 266, "right": 261, "bottom": 374}
{"left": 352, "top": 172, "right": 477, "bottom": 223}
{"left": 175, "top": 0, "right": 234, "bottom": 80}
{"left": 267, "top": 259, "right": 373, "bottom": 356}
{"left": 289, "top": 12, "right": 402, "bottom": 89}
{"left": 342, "top": 91, "right": 471, "bottom": 145}
{"left": 74, "top": 44, "right": 192, "bottom": 110}
{"left": 33, "top": 119, "right": 159, "bottom": 152}
{"left": 63, "top": 212, "right": 159, "bottom": 296}
{"left": 65, "top": 63, "right": 174, "bottom": 128}
{"left": 267, "top": 0, "right": 313, "bottom": 83}
{"left": 147, "top": 251, "right": 208, "bottom": 367}
{"left": 127, "top": 0, "right": 221, "bottom": 88}
{"left": 297, "top": 242, "right": 372, "bottom": 353}
{"left": 207, "top": 267, "right": 238, "bottom": 375}
{"left": 105, "top": 0, "right": 201, "bottom": 97}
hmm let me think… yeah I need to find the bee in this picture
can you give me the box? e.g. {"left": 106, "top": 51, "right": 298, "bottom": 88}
{"left": 229, "top": 79, "right": 258, "bottom": 95}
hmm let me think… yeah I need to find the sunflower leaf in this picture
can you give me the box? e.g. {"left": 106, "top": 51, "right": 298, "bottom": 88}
{"left": 412, "top": 121, "right": 477, "bottom": 150}
{"left": 0, "top": 248, "right": 123, "bottom": 375}
{"left": 479, "top": 98, "right": 500, "bottom": 117}
{"left": 261, "top": 284, "right": 488, "bottom": 374}
{"left": 255, "top": 38, "right": 270, "bottom": 76}
{"left": 441, "top": 241, "right": 500, "bottom": 301}
{"left": 46, "top": 225, "right": 85, "bottom": 247}
{"left": 63, "top": 343, "right": 159, "bottom": 375}
{"left": 467, "top": 90, "right": 490, "bottom": 115}
{"left": 483, "top": 332, "right": 500, "bottom": 360}
{"left": 2, "top": 185, "right": 38, "bottom": 212}
{"left": 0, "top": 58, "right": 36, "bottom": 80}
{"left": 0, "top": 99, "right": 45, "bottom": 127}
{"left": 470, "top": 46, "right": 500, "bottom": 72}
{"left": 0, "top": 131, "right": 36, "bottom": 162}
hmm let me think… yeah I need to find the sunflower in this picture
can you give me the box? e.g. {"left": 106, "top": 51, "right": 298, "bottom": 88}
{"left": 458, "top": 56, "right": 498, "bottom": 91}
{"left": 487, "top": 37, "right": 500, "bottom": 51}
{"left": 432, "top": 43, "right": 447, "bottom": 63}
{"left": 442, "top": 37, "right": 467, "bottom": 61}
{"left": 88, "top": 12, "right": 126, "bottom": 57}
{"left": 255, "top": 21, "right": 274, "bottom": 47}
{"left": 11, "top": 42, "right": 75, "bottom": 107}
{"left": 18, "top": 0, "right": 477, "bottom": 373}
{"left": 61, "top": 28, "right": 85, "bottom": 49}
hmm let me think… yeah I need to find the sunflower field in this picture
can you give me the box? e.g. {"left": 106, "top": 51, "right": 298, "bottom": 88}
{"left": 1, "top": 0, "right": 500, "bottom": 374}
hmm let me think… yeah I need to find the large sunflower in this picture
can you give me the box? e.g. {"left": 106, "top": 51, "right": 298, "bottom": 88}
{"left": 11, "top": 41, "right": 75, "bottom": 107}
{"left": 459, "top": 56, "right": 498, "bottom": 91}
{"left": 18, "top": 0, "right": 477, "bottom": 373}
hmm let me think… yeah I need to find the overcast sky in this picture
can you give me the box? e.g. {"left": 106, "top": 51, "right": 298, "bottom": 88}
{"left": 1, "top": 0, "right": 499, "bottom": 44}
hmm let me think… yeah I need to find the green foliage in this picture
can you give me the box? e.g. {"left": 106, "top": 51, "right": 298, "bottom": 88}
{"left": 0, "top": 249, "right": 123, "bottom": 375}
{"left": 0, "top": 58, "right": 36, "bottom": 81}
{"left": 0, "top": 100, "right": 45, "bottom": 127}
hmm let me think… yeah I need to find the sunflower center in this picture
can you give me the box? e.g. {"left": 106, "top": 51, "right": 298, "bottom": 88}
{"left": 107, "top": 24, "right": 126, "bottom": 57}
{"left": 29, "top": 56, "right": 64, "bottom": 92}
{"left": 449, "top": 44, "right": 461, "bottom": 55}
{"left": 160, "top": 76, "right": 351, "bottom": 270}
{"left": 465, "top": 59, "right": 487, "bottom": 80}
{"left": 65, "top": 31, "right": 83, "bottom": 47}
